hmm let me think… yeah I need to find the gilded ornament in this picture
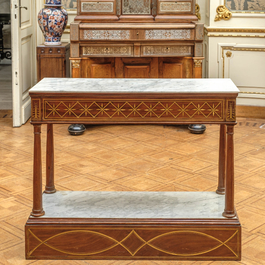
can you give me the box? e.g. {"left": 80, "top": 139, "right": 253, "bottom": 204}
{"left": 194, "top": 59, "right": 202, "bottom": 68}
{"left": 215, "top": 5, "right": 232, "bottom": 21}
{"left": 195, "top": 4, "right": 201, "bottom": 20}
{"left": 72, "top": 60, "right": 81, "bottom": 68}
{"left": 226, "top": 51, "right": 232, "bottom": 57}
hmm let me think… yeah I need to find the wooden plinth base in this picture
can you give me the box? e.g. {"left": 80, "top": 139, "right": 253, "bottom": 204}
{"left": 25, "top": 217, "right": 241, "bottom": 260}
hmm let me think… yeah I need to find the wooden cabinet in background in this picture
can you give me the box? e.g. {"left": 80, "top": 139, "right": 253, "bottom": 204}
{"left": 37, "top": 43, "right": 70, "bottom": 82}
{"left": 70, "top": 0, "right": 204, "bottom": 79}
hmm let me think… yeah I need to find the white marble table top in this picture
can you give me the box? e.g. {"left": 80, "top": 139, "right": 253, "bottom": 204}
{"left": 29, "top": 78, "right": 239, "bottom": 94}
{"left": 40, "top": 191, "right": 229, "bottom": 219}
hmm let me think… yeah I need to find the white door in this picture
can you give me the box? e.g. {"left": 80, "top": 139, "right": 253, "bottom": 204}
{"left": 11, "top": 0, "right": 36, "bottom": 127}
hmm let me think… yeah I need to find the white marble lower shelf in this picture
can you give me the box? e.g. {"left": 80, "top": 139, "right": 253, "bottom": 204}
{"left": 40, "top": 191, "right": 229, "bottom": 219}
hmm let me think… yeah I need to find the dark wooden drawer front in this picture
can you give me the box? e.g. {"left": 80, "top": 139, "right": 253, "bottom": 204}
{"left": 37, "top": 47, "right": 67, "bottom": 55}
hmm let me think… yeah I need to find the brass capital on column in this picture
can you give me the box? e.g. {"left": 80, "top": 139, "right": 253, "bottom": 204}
{"left": 194, "top": 59, "right": 203, "bottom": 68}
{"left": 72, "top": 60, "right": 81, "bottom": 69}
{"left": 215, "top": 5, "right": 232, "bottom": 22}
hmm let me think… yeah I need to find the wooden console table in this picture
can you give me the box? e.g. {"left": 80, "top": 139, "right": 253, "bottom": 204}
{"left": 26, "top": 78, "right": 241, "bottom": 260}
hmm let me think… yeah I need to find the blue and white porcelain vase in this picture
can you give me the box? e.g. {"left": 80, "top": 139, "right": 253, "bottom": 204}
{"left": 38, "top": 0, "right": 68, "bottom": 46}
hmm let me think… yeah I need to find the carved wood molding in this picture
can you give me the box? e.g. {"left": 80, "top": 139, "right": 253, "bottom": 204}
{"left": 215, "top": 5, "right": 232, "bottom": 21}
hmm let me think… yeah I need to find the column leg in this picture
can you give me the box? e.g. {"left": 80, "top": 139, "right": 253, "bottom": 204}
{"left": 223, "top": 124, "right": 236, "bottom": 218}
{"left": 31, "top": 125, "right": 45, "bottom": 217}
{"left": 216, "top": 124, "right": 226, "bottom": 195}
{"left": 45, "top": 124, "right": 56, "bottom": 194}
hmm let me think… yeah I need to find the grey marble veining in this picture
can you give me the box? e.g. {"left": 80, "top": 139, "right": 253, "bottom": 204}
{"left": 29, "top": 78, "right": 239, "bottom": 94}
{"left": 40, "top": 191, "right": 228, "bottom": 219}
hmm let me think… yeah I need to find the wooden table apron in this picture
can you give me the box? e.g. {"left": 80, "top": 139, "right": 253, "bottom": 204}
{"left": 29, "top": 90, "right": 238, "bottom": 219}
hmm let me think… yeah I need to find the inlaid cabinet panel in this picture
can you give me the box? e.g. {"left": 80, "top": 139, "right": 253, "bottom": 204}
{"left": 82, "top": 45, "right": 133, "bottom": 57}
{"left": 115, "top": 58, "right": 159, "bottom": 78}
{"left": 91, "top": 63, "right": 114, "bottom": 78}
{"left": 122, "top": 0, "right": 152, "bottom": 15}
{"left": 158, "top": 0, "right": 194, "bottom": 14}
{"left": 80, "top": 58, "right": 115, "bottom": 78}
{"left": 158, "top": 58, "right": 193, "bottom": 78}
{"left": 162, "top": 63, "right": 183, "bottom": 78}
{"left": 79, "top": 0, "right": 116, "bottom": 14}
{"left": 124, "top": 65, "right": 150, "bottom": 78}
{"left": 141, "top": 45, "right": 193, "bottom": 57}
{"left": 78, "top": 57, "right": 195, "bottom": 78}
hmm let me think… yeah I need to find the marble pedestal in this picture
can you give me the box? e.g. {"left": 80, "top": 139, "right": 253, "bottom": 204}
{"left": 25, "top": 191, "right": 241, "bottom": 260}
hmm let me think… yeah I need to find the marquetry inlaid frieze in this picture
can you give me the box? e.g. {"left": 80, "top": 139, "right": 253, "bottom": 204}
{"left": 122, "top": 0, "right": 151, "bottom": 15}
{"left": 145, "top": 29, "right": 191, "bottom": 40}
{"left": 41, "top": 99, "right": 224, "bottom": 121}
{"left": 160, "top": 2, "right": 192, "bottom": 12}
{"left": 83, "top": 46, "right": 133, "bottom": 56}
{"left": 31, "top": 99, "right": 41, "bottom": 121}
{"left": 81, "top": 2, "right": 114, "bottom": 12}
{"left": 227, "top": 100, "right": 236, "bottom": 121}
{"left": 26, "top": 227, "right": 240, "bottom": 258}
{"left": 142, "top": 46, "right": 192, "bottom": 56}
{"left": 83, "top": 30, "right": 130, "bottom": 40}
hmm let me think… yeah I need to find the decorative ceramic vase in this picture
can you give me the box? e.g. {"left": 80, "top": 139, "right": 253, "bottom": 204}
{"left": 38, "top": 0, "right": 68, "bottom": 46}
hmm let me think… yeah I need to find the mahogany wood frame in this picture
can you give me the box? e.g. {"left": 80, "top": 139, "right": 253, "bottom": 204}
{"left": 30, "top": 90, "right": 238, "bottom": 218}
{"left": 27, "top": 84, "right": 240, "bottom": 260}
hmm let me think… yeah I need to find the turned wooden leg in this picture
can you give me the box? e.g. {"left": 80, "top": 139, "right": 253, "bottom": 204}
{"left": 31, "top": 124, "right": 45, "bottom": 217}
{"left": 223, "top": 124, "right": 236, "bottom": 218}
{"left": 217, "top": 124, "right": 226, "bottom": 195}
{"left": 45, "top": 124, "right": 56, "bottom": 194}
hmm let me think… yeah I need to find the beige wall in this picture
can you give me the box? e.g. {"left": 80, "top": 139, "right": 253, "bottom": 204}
{"left": 203, "top": 0, "right": 265, "bottom": 107}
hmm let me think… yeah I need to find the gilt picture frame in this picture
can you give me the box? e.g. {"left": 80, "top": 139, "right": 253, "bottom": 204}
{"left": 61, "top": 0, "right": 77, "bottom": 11}
{"left": 224, "top": 0, "right": 265, "bottom": 13}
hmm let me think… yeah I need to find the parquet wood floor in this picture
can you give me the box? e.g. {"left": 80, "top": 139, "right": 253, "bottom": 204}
{"left": 0, "top": 112, "right": 265, "bottom": 264}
